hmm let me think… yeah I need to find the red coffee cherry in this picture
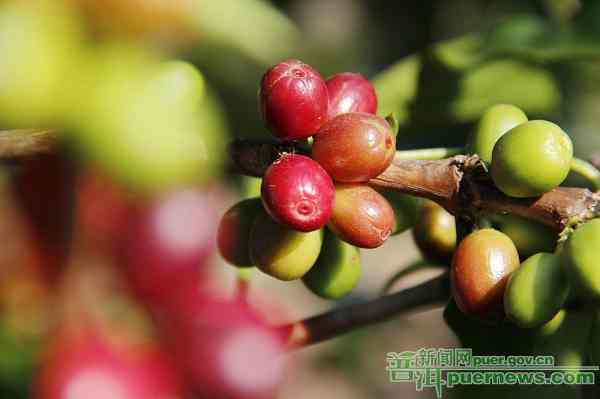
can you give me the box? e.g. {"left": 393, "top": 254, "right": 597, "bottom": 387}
{"left": 159, "top": 291, "right": 286, "bottom": 399}
{"left": 451, "top": 229, "right": 520, "bottom": 320}
{"left": 34, "top": 327, "right": 184, "bottom": 399}
{"left": 259, "top": 59, "right": 329, "bottom": 140}
{"left": 261, "top": 154, "right": 334, "bottom": 232}
{"left": 326, "top": 72, "right": 377, "bottom": 118}
{"left": 312, "top": 112, "right": 395, "bottom": 182}
{"left": 120, "top": 189, "right": 218, "bottom": 305}
{"left": 328, "top": 183, "right": 395, "bottom": 248}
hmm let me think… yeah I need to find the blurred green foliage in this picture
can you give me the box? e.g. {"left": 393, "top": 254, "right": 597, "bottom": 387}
{"left": 4, "top": 0, "right": 600, "bottom": 397}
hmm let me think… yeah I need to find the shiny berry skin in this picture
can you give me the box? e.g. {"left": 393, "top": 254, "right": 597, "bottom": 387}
{"left": 491, "top": 120, "right": 573, "bottom": 198}
{"left": 261, "top": 154, "right": 334, "bottom": 232}
{"left": 217, "top": 198, "right": 263, "bottom": 268}
{"left": 312, "top": 112, "right": 395, "bottom": 183}
{"left": 120, "top": 189, "right": 218, "bottom": 305}
{"left": 451, "top": 229, "right": 520, "bottom": 320}
{"left": 259, "top": 59, "right": 329, "bottom": 140}
{"left": 326, "top": 72, "right": 377, "bottom": 119}
{"left": 328, "top": 184, "right": 395, "bottom": 248}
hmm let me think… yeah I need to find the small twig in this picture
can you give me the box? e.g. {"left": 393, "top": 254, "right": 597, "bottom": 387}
{"left": 231, "top": 139, "right": 600, "bottom": 230}
{"left": 368, "top": 154, "right": 468, "bottom": 212}
{"left": 0, "top": 129, "right": 60, "bottom": 161}
{"left": 281, "top": 273, "right": 450, "bottom": 348}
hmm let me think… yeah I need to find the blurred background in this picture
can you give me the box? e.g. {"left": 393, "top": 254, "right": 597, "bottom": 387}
{"left": 0, "top": 0, "right": 599, "bottom": 398}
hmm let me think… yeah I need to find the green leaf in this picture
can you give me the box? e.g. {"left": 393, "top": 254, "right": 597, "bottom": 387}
{"left": 372, "top": 33, "right": 561, "bottom": 130}
{"left": 190, "top": 0, "right": 309, "bottom": 66}
{"left": 478, "top": 12, "right": 600, "bottom": 63}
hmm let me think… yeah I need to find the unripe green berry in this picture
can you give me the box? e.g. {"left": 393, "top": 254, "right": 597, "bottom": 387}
{"left": 562, "top": 219, "right": 600, "bottom": 302}
{"left": 493, "top": 213, "right": 556, "bottom": 259}
{"left": 491, "top": 120, "right": 573, "bottom": 198}
{"left": 467, "top": 104, "right": 528, "bottom": 165}
{"left": 249, "top": 210, "right": 323, "bottom": 281}
{"left": 302, "top": 230, "right": 360, "bottom": 299}
{"left": 504, "top": 253, "right": 568, "bottom": 328}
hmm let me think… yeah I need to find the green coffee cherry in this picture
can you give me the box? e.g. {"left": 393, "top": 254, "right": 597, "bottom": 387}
{"left": 491, "top": 120, "right": 573, "bottom": 198}
{"left": 493, "top": 214, "right": 556, "bottom": 259}
{"left": 467, "top": 104, "right": 528, "bottom": 165}
{"left": 533, "top": 309, "right": 593, "bottom": 367}
{"left": 380, "top": 191, "right": 418, "bottom": 235}
{"left": 302, "top": 230, "right": 360, "bottom": 299}
{"left": 562, "top": 219, "right": 600, "bottom": 301}
{"left": 504, "top": 253, "right": 568, "bottom": 328}
{"left": 217, "top": 198, "right": 263, "bottom": 268}
{"left": 249, "top": 210, "right": 323, "bottom": 281}
{"left": 412, "top": 200, "right": 456, "bottom": 263}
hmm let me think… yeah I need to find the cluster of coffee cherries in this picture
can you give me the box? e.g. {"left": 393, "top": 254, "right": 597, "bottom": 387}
{"left": 218, "top": 59, "right": 398, "bottom": 299}
{"left": 447, "top": 104, "right": 600, "bottom": 365}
